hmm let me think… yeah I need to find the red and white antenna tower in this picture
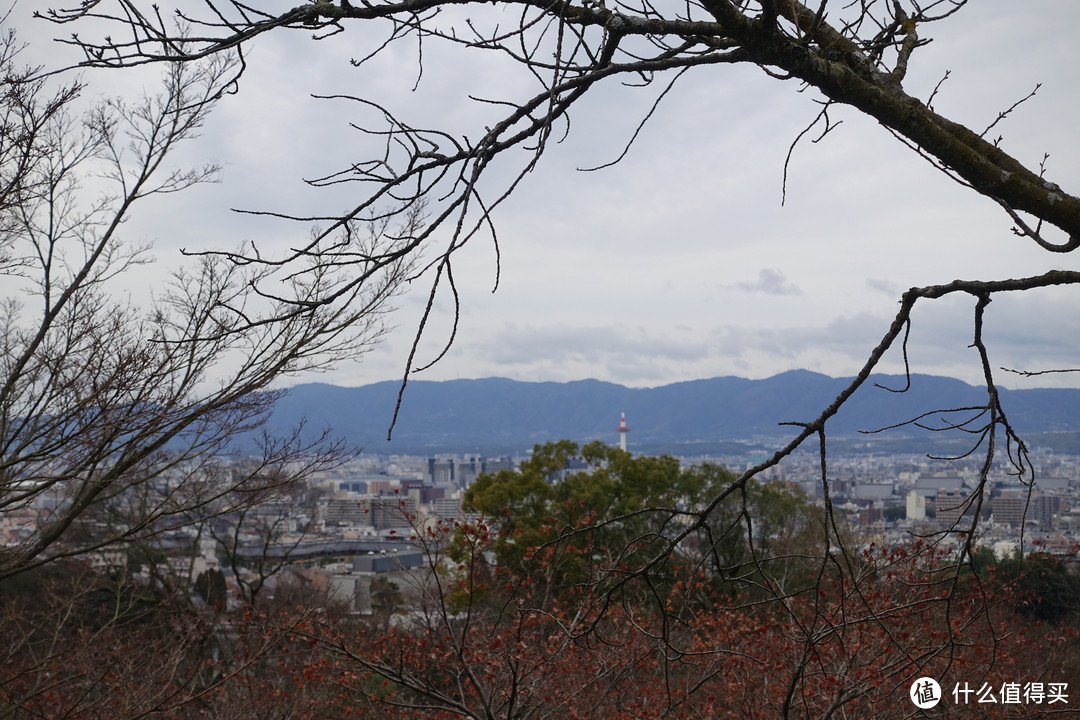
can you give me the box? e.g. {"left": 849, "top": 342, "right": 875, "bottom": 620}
{"left": 617, "top": 411, "right": 630, "bottom": 452}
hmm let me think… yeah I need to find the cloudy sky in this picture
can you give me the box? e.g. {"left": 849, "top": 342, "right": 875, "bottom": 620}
{"left": 15, "top": 1, "right": 1080, "bottom": 391}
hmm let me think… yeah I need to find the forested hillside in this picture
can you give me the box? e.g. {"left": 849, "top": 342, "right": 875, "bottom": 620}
{"left": 266, "top": 372, "right": 1080, "bottom": 453}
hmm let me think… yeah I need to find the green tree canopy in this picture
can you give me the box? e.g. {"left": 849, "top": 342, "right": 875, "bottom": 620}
{"left": 460, "top": 441, "right": 820, "bottom": 606}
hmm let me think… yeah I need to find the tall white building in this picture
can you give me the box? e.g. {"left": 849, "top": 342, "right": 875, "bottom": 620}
{"left": 906, "top": 490, "right": 926, "bottom": 520}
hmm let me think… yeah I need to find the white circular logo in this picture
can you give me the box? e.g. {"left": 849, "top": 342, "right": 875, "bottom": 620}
{"left": 910, "top": 677, "right": 942, "bottom": 709}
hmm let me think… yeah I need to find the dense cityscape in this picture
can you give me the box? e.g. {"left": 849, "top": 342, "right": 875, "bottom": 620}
{"left": 8, "top": 429, "right": 1072, "bottom": 616}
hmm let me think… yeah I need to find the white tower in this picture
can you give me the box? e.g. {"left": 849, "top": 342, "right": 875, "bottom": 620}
{"left": 906, "top": 490, "right": 926, "bottom": 521}
{"left": 617, "top": 411, "right": 630, "bottom": 452}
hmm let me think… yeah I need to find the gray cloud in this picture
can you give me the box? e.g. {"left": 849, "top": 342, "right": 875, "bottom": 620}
{"left": 476, "top": 324, "right": 708, "bottom": 365}
{"left": 735, "top": 269, "right": 803, "bottom": 296}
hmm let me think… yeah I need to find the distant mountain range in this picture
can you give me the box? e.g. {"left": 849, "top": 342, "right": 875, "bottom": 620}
{"left": 257, "top": 371, "right": 1080, "bottom": 456}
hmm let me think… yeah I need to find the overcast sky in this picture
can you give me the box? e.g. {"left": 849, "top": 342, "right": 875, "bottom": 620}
{"left": 14, "top": 1, "right": 1080, "bottom": 391}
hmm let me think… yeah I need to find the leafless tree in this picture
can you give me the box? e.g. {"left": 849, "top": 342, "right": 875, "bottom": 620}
{"left": 0, "top": 14, "right": 427, "bottom": 715}
{"left": 25, "top": 2, "right": 1080, "bottom": 716}
{"left": 0, "top": 19, "right": 415, "bottom": 580}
